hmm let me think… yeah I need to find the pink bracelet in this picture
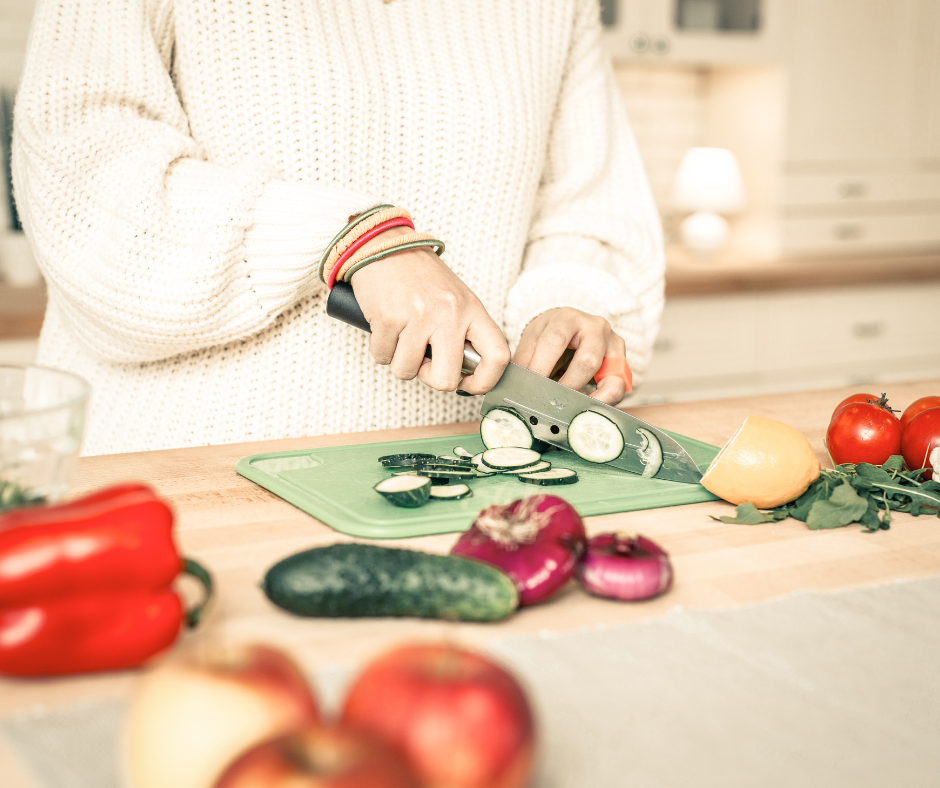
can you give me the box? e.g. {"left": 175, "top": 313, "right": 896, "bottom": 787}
{"left": 327, "top": 216, "right": 415, "bottom": 289}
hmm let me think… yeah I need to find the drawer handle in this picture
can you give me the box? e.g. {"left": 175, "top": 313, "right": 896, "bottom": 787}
{"left": 833, "top": 223, "right": 865, "bottom": 240}
{"left": 852, "top": 321, "right": 884, "bottom": 339}
{"left": 653, "top": 338, "right": 675, "bottom": 352}
{"left": 836, "top": 181, "right": 867, "bottom": 199}
{"left": 631, "top": 32, "right": 650, "bottom": 52}
{"left": 651, "top": 35, "right": 670, "bottom": 54}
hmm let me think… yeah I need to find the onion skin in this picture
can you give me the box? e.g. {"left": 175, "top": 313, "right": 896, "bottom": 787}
{"left": 451, "top": 495, "right": 586, "bottom": 607}
{"left": 577, "top": 533, "right": 673, "bottom": 601}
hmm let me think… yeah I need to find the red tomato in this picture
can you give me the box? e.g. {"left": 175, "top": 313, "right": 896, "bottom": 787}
{"left": 901, "top": 408, "right": 940, "bottom": 481}
{"left": 832, "top": 392, "right": 879, "bottom": 415}
{"left": 826, "top": 400, "right": 902, "bottom": 466}
{"left": 899, "top": 396, "right": 940, "bottom": 430}
{"left": 828, "top": 393, "right": 893, "bottom": 427}
{"left": 341, "top": 644, "right": 534, "bottom": 788}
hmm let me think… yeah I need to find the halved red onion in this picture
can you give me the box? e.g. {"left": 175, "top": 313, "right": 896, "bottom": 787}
{"left": 450, "top": 495, "right": 586, "bottom": 606}
{"left": 576, "top": 532, "right": 673, "bottom": 601}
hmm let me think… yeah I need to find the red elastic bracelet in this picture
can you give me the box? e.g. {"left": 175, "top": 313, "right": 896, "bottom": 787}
{"left": 327, "top": 217, "right": 415, "bottom": 289}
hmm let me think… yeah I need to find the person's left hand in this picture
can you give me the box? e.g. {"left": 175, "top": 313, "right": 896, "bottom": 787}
{"left": 514, "top": 308, "right": 629, "bottom": 405}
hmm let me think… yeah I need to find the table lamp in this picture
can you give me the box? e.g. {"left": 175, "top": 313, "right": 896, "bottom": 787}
{"left": 672, "top": 147, "right": 745, "bottom": 253}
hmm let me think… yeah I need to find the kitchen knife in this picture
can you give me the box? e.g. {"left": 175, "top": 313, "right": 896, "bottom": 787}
{"left": 327, "top": 282, "right": 702, "bottom": 484}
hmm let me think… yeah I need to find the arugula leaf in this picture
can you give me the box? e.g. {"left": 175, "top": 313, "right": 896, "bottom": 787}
{"left": 806, "top": 481, "right": 870, "bottom": 530}
{"left": 712, "top": 502, "right": 780, "bottom": 525}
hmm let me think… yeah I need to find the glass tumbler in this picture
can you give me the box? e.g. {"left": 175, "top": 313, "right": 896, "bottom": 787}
{"left": 0, "top": 363, "right": 90, "bottom": 510}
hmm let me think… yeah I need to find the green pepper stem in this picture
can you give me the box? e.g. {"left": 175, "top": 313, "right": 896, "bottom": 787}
{"left": 182, "top": 558, "right": 213, "bottom": 628}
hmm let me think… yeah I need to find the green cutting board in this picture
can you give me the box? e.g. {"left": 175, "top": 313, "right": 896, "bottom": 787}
{"left": 237, "top": 431, "right": 720, "bottom": 539}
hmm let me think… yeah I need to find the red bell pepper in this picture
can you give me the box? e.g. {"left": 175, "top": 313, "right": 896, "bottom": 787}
{"left": 0, "top": 484, "right": 211, "bottom": 677}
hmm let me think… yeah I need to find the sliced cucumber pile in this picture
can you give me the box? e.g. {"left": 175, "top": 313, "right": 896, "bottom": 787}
{"left": 567, "top": 410, "right": 625, "bottom": 464}
{"left": 374, "top": 429, "right": 583, "bottom": 507}
{"left": 480, "top": 408, "right": 535, "bottom": 449}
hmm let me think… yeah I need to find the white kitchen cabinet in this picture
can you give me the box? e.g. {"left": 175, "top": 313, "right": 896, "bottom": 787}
{"left": 783, "top": 0, "right": 918, "bottom": 166}
{"left": 635, "top": 282, "right": 940, "bottom": 405}
{"left": 601, "top": 0, "right": 783, "bottom": 64}
{"left": 776, "top": 0, "right": 940, "bottom": 256}
{"left": 912, "top": 0, "right": 940, "bottom": 163}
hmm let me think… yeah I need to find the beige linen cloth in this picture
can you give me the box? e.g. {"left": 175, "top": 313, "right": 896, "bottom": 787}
{"left": 3, "top": 577, "right": 939, "bottom": 788}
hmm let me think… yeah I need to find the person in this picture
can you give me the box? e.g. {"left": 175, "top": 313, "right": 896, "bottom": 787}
{"left": 12, "top": 0, "right": 664, "bottom": 456}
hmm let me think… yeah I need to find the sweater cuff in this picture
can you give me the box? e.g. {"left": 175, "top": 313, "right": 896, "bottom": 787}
{"left": 503, "top": 261, "right": 640, "bottom": 347}
{"left": 244, "top": 179, "right": 382, "bottom": 311}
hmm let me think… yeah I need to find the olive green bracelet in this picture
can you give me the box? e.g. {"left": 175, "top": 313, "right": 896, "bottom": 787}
{"left": 317, "top": 203, "right": 394, "bottom": 283}
{"left": 341, "top": 238, "right": 446, "bottom": 283}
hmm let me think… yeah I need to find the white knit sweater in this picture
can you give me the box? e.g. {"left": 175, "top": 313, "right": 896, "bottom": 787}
{"left": 13, "top": 0, "right": 664, "bottom": 456}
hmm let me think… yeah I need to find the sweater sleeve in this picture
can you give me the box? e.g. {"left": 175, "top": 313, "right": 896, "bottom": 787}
{"left": 11, "top": 0, "right": 380, "bottom": 364}
{"left": 502, "top": 0, "right": 665, "bottom": 384}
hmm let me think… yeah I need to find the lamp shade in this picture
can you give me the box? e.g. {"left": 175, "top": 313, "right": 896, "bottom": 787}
{"left": 672, "top": 147, "right": 746, "bottom": 214}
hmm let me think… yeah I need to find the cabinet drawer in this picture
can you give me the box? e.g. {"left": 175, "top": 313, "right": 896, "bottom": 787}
{"left": 779, "top": 214, "right": 936, "bottom": 255}
{"left": 780, "top": 173, "right": 915, "bottom": 207}
{"left": 644, "top": 295, "right": 759, "bottom": 382}
{"left": 756, "top": 283, "right": 940, "bottom": 372}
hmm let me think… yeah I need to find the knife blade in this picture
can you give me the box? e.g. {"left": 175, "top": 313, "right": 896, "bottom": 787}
{"left": 327, "top": 282, "right": 702, "bottom": 484}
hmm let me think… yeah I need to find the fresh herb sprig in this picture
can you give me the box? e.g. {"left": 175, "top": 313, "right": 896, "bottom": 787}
{"left": 713, "top": 456, "right": 940, "bottom": 533}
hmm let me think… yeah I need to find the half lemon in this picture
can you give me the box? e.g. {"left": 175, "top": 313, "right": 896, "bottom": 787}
{"left": 701, "top": 416, "right": 821, "bottom": 509}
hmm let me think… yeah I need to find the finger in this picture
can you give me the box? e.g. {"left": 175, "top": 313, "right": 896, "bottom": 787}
{"left": 368, "top": 321, "right": 399, "bottom": 366}
{"left": 557, "top": 328, "right": 606, "bottom": 392}
{"left": 417, "top": 329, "right": 466, "bottom": 391}
{"left": 512, "top": 330, "right": 538, "bottom": 369}
{"left": 458, "top": 316, "right": 511, "bottom": 395}
{"left": 389, "top": 324, "right": 431, "bottom": 381}
{"left": 590, "top": 374, "right": 627, "bottom": 405}
{"left": 525, "top": 321, "right": 577, "bottom": 378}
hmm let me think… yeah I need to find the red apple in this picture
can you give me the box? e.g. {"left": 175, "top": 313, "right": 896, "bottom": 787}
{"left": 214, "top": 724, "right": 420, "bottom": 788}
{"left": 126, "top": 643, "right": 320, "bottom": 788}
{"left": 341, "top": 643, "right": 535, "bottom": 788}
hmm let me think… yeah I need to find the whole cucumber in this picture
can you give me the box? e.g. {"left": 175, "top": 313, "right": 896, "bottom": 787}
{"left": 262, "top": 543, "right": 519, "bottom": 622}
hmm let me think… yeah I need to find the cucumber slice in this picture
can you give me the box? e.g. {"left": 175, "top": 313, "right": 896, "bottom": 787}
{"left": 500, "top": 460, "right": 552, "bottom": 475}
{"left": 568, "top": 411, "right": 625, "bottom": 464}
{"left": 518, "top": 468, "right": 579, "bottom": 485}
{"left": 480, "top": 408, "right": 534, "bottom": 449}
{"left": 414, "top": 462, "right": 474, "bottom": 472}
{"left": 636, "top": 427, "right": 664, "bottom": 478}
{"left": 379, "top": 453, "right": 436, "bottom": 466}
{"left": 480, "top": 447, "right": 542, "bottom": 470}
{"left": 453, "top": 446, "right": 473, "bottom": 458}
{"left": 384, "top": 456, "right": 471, "bottom": 468}
{"left": 415, "top": 469, "right": 479, "bottom": 480}
{"left": 429, "top": 484, "right": 473, "bottom": 500}
{"left": 374, "top": 475, "right": 431, "bottom": 507}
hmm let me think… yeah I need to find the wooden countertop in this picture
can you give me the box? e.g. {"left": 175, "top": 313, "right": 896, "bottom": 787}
{"left": 3, "top": 377, "right": 940, "bottom": 732}
{"left": 665, "top": 248, "right": 940, "bottom": 297}
{"left": 0, "top": 282, "right": 45, "bottom": 339}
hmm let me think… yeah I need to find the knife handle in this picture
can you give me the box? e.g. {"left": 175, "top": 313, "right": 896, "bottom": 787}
{"left": 327, "top": 282, "right": 481, "bottom": 375}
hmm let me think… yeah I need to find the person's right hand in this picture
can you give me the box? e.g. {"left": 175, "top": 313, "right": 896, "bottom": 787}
{"left": 349, "top": 227, "right": 510, "bottom": 395}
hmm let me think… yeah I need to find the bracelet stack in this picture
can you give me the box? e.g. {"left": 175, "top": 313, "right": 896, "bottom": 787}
{"left": 318, "top": 204, "right": 445, "bottom": 289}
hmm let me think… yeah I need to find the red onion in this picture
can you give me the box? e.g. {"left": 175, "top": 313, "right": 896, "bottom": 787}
{"left": 451, "top": 495, "right": 586, "bottom": 606}
{"left": 576, "top": 532, "right": 673, "bottom": 601}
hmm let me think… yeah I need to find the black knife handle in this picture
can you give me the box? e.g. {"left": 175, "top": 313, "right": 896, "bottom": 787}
{"left": 326, "top": 282, "right": 481, "bottom": 375}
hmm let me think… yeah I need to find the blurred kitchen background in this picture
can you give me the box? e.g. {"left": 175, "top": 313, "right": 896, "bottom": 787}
{"left": 0, "top": 0, "right": 938, "bottom": 403}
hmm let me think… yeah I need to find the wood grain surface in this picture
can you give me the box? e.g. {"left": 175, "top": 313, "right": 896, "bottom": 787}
{"left": 665, "top": 248, "right": 940, "bottom": 297}
{"left": 2, "top": 379, "right": 939, "bottom": 727}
